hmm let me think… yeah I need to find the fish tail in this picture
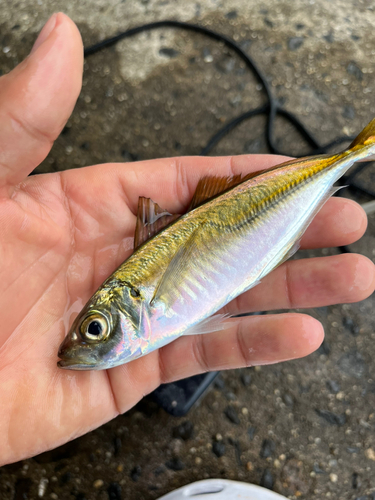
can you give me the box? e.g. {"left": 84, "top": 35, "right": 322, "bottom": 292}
{"left": 349, "top": 117, "right": 375, "bottom": 149}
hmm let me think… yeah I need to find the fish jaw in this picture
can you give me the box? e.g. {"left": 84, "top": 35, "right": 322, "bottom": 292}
{"left": 57, "top": 360, "right": 101, "bottom": 370}
{"left": 57, "top": 332, "right": 141, "bottom": 370}
{"left": 57, "top": 332, "right": 104, "bottom": 370}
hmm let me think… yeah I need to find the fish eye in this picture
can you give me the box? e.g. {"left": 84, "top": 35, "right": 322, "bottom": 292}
{"left": 80, "top": 313, "right": 109, "bottom": 342}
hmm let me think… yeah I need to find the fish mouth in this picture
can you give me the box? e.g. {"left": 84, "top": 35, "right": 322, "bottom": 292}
{"left": 57, "top": 358, "right": 101, "bottom": 370}
{"left": 58, "top": 330, "right": 101, "bottom": 370}
{"left": 58, "top": 341, "right": 101, "bottom": 370}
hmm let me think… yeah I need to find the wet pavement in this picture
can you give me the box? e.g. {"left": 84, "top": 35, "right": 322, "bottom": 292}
{"left": 1, "top": 0, "right": 375, "bottom": 498}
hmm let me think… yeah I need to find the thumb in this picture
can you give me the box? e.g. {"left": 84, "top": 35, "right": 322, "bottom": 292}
{"left": 0, "top": 13, "right": 83, "bottom": 193}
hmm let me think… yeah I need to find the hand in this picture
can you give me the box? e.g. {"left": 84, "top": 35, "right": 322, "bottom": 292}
{"left": 0, "top": 13, "right": 374, "bottom": 466}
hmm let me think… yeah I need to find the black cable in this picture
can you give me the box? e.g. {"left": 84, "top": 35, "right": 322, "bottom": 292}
{"left": 200, "top": 105, "right": 268, "bottom": 155}
{"left": 200, "top": 106, "right": 355, "bottom": 157}
{"left": 83, "top": 20, "right": 371, "bottom": 178}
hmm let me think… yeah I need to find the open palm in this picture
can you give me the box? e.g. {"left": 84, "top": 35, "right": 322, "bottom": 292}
{"left": 1, "top": 13, "right": 374, "bottom": 466}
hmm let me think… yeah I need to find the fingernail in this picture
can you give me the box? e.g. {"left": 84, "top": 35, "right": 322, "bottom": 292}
{"left": 30, "top": 13, "right": 58, "bottom": 54}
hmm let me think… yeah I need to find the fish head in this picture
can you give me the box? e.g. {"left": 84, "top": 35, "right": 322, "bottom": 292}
{"left": 58, "top": 282, "right": 146, "bottom": 370}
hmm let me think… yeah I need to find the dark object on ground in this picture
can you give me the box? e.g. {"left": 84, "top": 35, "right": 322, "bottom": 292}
{"left": 315, "top": 409, "right": 347, "bottom": 426}
{"left": 165, "top": 458, "right": 185, "bottom": 471}
{"left": 260, "top": 469, "right": 274, "bottom": 490}
{"left": 130, "top": 466, "right": 142, "bottom": 482}
{"left": 152, "top": 372, "right": 219, "bottom": 416}
{"left": 212, "top": 441, "right": 226, "bottom": 457}
{"left": 172, "top": 421, "right": 194, "bottom": 440}
{"left": 224, "top": 406, "right": 240, "bottom": 424}
{"left": 260, "top": 439, "right": 276, "bottom": 458}
{"left": 107, "top": 482, "right": 122, "bottom": 500}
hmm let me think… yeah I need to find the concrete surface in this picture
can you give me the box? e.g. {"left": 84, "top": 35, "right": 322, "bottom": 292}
{"left": 1, "top": 0, "right": 375, "bottom": 499}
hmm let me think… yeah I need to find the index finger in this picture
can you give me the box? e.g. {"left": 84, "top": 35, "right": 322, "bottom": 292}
{"left": 64, "top": 155, "right": 367, "bottom": 251}
{"left": 111, "top": 154, "right": 290, "bottom": 214}
{"left": 61, "top": 154, "right": 288, "bottom": 224}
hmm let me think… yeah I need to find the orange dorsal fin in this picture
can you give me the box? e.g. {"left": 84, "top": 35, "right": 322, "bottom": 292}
{"left": 188, "top": 171, "right": 267, "bottom": 211}
{"left": 134, "top": 197, "right": 180, "bottom": 249}
{"left": 349, "top": 117, "right": 375, "bottom": 149}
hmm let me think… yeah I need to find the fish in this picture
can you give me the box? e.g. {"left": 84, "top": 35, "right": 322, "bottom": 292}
{"left": 57, "top": 118, "right": 375, "bottom": 370}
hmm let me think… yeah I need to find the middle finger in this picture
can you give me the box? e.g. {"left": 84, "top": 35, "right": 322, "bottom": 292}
{"left": 225, "top": 253, "right": 375, "bottom": 315}
{"left": 299, "top": 197, "right": 366, "bottom": 249}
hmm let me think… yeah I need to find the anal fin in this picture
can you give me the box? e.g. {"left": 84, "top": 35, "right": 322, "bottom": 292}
{"left": 278, "top": 240, "right": 301, "bottom": 267}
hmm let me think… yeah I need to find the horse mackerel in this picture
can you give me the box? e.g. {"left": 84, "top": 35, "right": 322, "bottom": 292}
{"left": 57, "top": 118, "right": 375, "bottom": 370}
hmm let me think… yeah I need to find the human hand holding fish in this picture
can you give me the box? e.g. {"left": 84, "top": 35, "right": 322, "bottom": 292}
{"left": 0, "top": 13, "right": 374, "bottom": 466}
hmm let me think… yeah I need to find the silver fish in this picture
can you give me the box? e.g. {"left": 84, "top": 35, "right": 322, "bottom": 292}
{"left": 58, "top": 118, "right": 375, "bottom": 370}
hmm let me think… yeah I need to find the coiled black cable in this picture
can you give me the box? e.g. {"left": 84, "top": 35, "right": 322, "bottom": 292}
{"left": 84, "top": 20, "right": 374, "bottom": 205}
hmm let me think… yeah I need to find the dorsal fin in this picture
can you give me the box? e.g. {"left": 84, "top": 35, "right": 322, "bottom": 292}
{"left": 188, "top": 175, "right": 242, "bottom": 210}
{"left": 134, "top": 167, "right": 289, "bottom": 249}
{"left": 134, "top": 197, "right": 180, "bottom": 249}
{"left": 188, "top": 171, "right": 268, "bottom": 211}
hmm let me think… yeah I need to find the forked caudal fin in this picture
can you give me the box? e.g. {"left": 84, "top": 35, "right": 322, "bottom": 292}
{"left": 349, "top": 117, "right": 375, "bottom": 149}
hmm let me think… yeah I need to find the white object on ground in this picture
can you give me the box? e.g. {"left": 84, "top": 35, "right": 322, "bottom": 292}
{"left": 156, "top": 479, "right": 288, "bottom": 500}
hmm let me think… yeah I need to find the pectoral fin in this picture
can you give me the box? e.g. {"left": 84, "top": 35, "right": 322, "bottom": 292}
{"left": 137, "top": 300, "right": 152, "bottom": 340}
{"left": 183, "top": 314, "right": 239, "bottom": 335}
{"left": 150, "top": 225, "right": 202, "bottom": 307}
